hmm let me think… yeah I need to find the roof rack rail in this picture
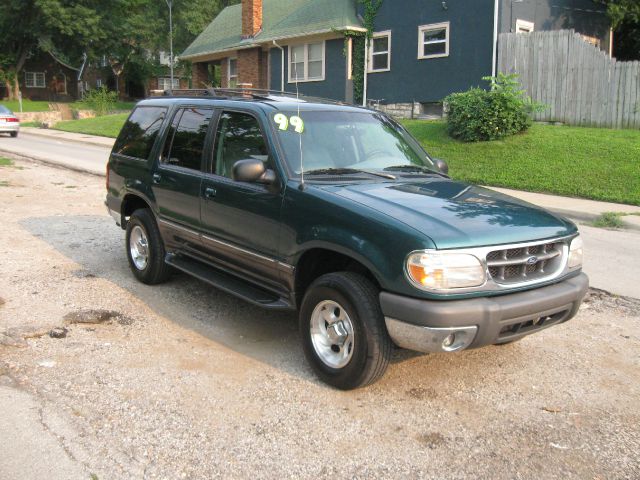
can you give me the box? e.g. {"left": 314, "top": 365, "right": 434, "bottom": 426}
{"left": 157, "top": 87, "right": 350, "bottom": 106}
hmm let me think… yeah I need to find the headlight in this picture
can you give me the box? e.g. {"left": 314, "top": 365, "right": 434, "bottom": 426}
{"left": 568, "top": 235, "right": 583, "bottom": 269}
{"left": 406, "top": 251, "right": 486, "bottom": 291}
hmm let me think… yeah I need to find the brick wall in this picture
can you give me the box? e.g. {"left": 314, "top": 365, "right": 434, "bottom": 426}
{"left": 191, "top": 63, "right": 210, "bottom": 88}
{"left": 242, "top": 0, "right": 262, "bottom": 38}
{"left": 220, "top": 60, "right": 229, "bottom": 88}
{"left": 237, "top": 49, "right": 267, "bottom": 89}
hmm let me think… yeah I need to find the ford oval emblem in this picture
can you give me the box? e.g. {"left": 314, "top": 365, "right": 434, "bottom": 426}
{"left": 526, "top": 256, "right": 538, "bottom": 265}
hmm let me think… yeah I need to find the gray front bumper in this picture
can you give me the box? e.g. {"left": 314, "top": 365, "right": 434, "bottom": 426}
{"left": 380, "top": 273, "right": 589, "bottom": 353}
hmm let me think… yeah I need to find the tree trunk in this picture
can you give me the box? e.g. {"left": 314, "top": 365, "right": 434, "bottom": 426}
{"left": 11, "top": 76, "right": 20, "bottom": 101}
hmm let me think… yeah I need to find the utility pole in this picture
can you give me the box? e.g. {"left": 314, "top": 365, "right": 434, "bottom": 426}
{"left": 165, "top": 0, "right": 174, "bottom": 89}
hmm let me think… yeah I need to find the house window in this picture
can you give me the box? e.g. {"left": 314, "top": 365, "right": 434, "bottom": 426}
{"left": 158, "top": 77, "right": 180, "bottom": 90}
{"left": 418, "top": 22, "right": 450, "bottom": 59}
{"left": 228, "top": 58, "right": 238, "bottom": 88}
{"left": 515, "top": 19, "right": 535, "bottom": 34}
{"left": 25, "top": 72, "right": 46, "bottom": 88}
{"left": 369, "top": 31, "right": 391, "bottom": 73}
{"left": 288, "top": 41, "right": 325, "bottom": 83}
{"left": 96, "top": 79, "right": 103, "bottom": 88}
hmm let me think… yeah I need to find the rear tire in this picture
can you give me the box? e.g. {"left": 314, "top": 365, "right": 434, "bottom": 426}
{"left": 299, "top": 272, "right": 391, "bottom": 390}
{"left": 125, "top": 209, "right": 171, "bottom": 285}
{"left": 10, "top": 131, "right": 18, "bottom": 138}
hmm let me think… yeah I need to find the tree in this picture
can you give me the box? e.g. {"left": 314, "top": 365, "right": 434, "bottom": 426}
{"left": 595, "top": 0, "right": 640, "bottom": 60}
{"left": 0, "top": 0, "right": 105, "bottom": 99}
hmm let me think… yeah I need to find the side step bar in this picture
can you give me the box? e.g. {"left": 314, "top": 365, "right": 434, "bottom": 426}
{"left": 165, "top": 254, "right": 294, "bottom": 311}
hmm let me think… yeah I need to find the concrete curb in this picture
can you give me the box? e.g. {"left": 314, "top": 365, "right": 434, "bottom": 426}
{"left": 0, "top": 149, "right": 104, "bottom": 177}
{"left": 20, "top": 127, "right": 115, "bottom": 149}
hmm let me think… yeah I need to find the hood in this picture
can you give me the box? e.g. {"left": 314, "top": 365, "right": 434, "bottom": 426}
{"left": 321, "top": 179, "right": 577, "bottom": 249}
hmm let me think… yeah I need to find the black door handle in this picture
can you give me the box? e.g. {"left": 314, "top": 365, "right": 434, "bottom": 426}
{"left": 152, "top": 173, "right": 162, "bottom": 184}
{"left": 204, "top": 187, "right": 217, "bottom": 199}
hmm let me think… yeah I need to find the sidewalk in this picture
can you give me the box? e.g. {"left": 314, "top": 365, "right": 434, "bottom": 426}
{"left": 487, "top": 186, "right": 640, "bottom": 231}
{"left": 20, "top": 126, "right": 115, "bottom": 148}
{"left": 15, "top": 127, "right": 640, "bottom": 230}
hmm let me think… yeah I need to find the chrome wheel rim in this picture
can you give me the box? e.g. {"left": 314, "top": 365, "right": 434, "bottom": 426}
{"left": 129, "top": 225, "right": 149, "bottom": 270}
{"left": 310, "top": 300, "right": 355, "bottom": 369}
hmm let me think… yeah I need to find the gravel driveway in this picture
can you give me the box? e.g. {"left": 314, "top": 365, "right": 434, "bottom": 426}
{"left": 1, "top": 157, "right": 639, "bottom": 479}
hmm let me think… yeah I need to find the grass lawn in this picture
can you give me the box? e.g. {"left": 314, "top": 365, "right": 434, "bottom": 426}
{"left": 0, "top": 157, "right": 13, "bottom": 166}
{"left": 402, "top": 121, "right": 640, "bottom": 206}
{"left": 0, "top": 99, "right": 51, "bottom": 112}
{"left": 53, "top": 113, "right": 129, "bottom": 138}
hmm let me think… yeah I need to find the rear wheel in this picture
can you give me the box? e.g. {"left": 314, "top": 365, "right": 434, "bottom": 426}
{"left": 125, "top": 209, "right": 171, "bottom": 284}
{"left": 299, "top": 272, "right": 391, "bottom": 390}
{"left": 10, "top": 131, "right": 18, "bottom": 138}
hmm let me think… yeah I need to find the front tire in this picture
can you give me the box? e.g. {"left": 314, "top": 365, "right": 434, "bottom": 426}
{"left": 299, "top": 272, "right": 392, "bottom": 390}
{"left": 125, "top": 209, "right": 171, "bottom": 285}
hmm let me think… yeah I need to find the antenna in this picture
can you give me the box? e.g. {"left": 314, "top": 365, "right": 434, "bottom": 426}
{"left": 293, "top": 51, "right": 305, "bottom": 190}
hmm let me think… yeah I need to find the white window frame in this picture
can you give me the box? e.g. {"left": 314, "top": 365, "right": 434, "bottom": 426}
{"left": 228, "top": 57, "right": 238, "bottom": 87}
{"left": 515, "top": 19, "right": 535, "bottom": 34}
{"left": 158, "top": 77, "right": 179, "bottom": 90}
{"left": 287, "top": 41, "right": 326, "bottom": 83}
{"left": 25, "top": 71, "right": 46, "bottom": 88}
{"left": 368, "top": 30, "right": 391, "bottom": 73}
{"left": 418, "top": 22, "right": 450, "bottom": 60}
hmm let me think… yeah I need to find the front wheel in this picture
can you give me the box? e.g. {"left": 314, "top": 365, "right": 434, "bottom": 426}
{"left": 125, "top": 209, "right": 171, "bottom": 285}
{"left": 299, "top": 272, "right": 392, "bottom": 390}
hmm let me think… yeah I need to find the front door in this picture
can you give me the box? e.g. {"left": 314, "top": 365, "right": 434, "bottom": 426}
{"left": 152, "top": 106, "right": 214, "bottom": 255}
{"left": 200, "top": 110, "right": 284, "bottom": 290}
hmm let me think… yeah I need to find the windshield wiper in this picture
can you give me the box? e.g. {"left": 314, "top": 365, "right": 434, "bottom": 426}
{"left": 305, "top": 168, "right": 396, "bottom": 180}
{"left": 383, "top": 165, "right": 442, "bottom": 176}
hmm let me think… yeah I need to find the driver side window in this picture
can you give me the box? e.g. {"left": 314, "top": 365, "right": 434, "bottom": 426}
{"left": 213, "top": 111, "right": 269, "bottom": 179}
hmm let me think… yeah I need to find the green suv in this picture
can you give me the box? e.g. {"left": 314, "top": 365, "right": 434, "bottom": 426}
{"left": 106, "top": 90, "right": 588, "bottom": 390}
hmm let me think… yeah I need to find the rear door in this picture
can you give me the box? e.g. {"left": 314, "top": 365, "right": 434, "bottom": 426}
{"left": 152, "top": 106, "right": 215, "bottom": 254}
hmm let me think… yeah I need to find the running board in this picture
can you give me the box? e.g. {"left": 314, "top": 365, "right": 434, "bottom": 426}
{"left": 165, "top": 254, "right": 293, "bottom": 310}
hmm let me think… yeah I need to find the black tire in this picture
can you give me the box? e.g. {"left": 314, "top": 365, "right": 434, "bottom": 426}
{"left": 299, "top": 272, "right": 392, "bottom": 390}
{"left": 125, "top": 209, "right": 171, "bottom": 285}
{"left": 10, "top": 131, "right": 18, "bottom": 138}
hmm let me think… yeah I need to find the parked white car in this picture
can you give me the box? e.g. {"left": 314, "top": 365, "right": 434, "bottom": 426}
{"left": 0, "top": 105, "right": 20, "bottom": 137}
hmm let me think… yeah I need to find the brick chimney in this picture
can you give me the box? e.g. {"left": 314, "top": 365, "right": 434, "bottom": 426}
{"left": 242, "top": 0, "right": 263, "bottom": 38}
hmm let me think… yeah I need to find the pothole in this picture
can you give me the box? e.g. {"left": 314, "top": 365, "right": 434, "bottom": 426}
{"left": 63, "top": 309, "right": 134, "bottom": 326}
{"left": 581, "top": 288, "right": 640, "bottom": 316}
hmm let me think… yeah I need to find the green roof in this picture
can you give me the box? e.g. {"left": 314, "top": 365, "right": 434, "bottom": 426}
{"left": 181, "top": 0, "right": 364, "bottom": 60}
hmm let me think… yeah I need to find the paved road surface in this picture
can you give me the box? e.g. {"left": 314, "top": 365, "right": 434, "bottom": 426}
{"left": 0, "top": 133, "right": 108, "bottom": 175}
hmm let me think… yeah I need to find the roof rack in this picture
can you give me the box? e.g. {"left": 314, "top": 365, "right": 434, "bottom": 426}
{"left": 157, "top": 88, "right": 350, "bottom": 106}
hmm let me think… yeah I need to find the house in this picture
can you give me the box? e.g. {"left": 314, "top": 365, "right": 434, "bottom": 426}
{"left": 15, "top": 50, "right": 83, "bottom": 102}
{"left": 181, "top": 0, "right": 611, "bottom": 118}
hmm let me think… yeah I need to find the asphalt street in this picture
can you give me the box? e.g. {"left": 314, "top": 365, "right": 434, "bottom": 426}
{"left": 0, "top": 133, "right": 108, "bottom": 175}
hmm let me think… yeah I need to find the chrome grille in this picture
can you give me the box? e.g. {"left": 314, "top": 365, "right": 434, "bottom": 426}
{"left": 486, "top": 241, "right": 565, "bottom": 285}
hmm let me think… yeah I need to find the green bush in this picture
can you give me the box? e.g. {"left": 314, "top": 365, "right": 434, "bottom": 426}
{"left": 79, "top": 87, "right": 118, "bottom": 116}
{"left": 445, "top": 74, "right": 545, "bottom": 142}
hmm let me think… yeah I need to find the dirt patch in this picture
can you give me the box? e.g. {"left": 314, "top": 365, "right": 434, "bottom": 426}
{"left": 418, "top": 432, "right": 448, "bottom": 449}
{"left": 407, "top": 386, "right": 438, "bottom": 400}
{"left": 63, "top": 309, "right": 134, "bottom": 326}
{"left": 582, "top": 288, "right": 640, "bottom": 316}
{"left": 0, "top": 297, "right": 5, "bottom": 306}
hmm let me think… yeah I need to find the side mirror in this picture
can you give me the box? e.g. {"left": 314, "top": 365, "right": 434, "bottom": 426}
{"left": 232, "top": 159, "right": 276, "bottom": 185}
{"left": 433, "top": 158, "right": 449, "bottom": 175}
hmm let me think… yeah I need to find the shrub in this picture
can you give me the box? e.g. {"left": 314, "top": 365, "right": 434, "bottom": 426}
{"left": 80, "top": 87, "right": 118, "bottom": 116}
{"left": 445, "top": 73, "right": 545, "bottom": 142}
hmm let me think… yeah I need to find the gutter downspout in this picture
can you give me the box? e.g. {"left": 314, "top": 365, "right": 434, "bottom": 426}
{"left": 492, "top": 0, "right": 500, "bottom": 78}
{"left": 362, "top": 38, "right": 369, "bottom": 107}
{"left": 272, "top": 40, "right": 285, "bottom": 92}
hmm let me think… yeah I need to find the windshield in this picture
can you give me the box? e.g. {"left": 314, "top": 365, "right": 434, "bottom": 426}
{"left": 273, "top": 110, "right": 436, "bottom": 176}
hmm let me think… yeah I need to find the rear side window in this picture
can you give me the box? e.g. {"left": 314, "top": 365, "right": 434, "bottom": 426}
{"left": 113, "top": 106, "right": 167, "bottom": 160}
{"left": 161, "top": 107, "right": 214, "bottom": 171}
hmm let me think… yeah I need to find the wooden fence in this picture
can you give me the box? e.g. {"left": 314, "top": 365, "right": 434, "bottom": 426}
{"left": 498, "top": 30, "right": 640, "bottom": 129}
